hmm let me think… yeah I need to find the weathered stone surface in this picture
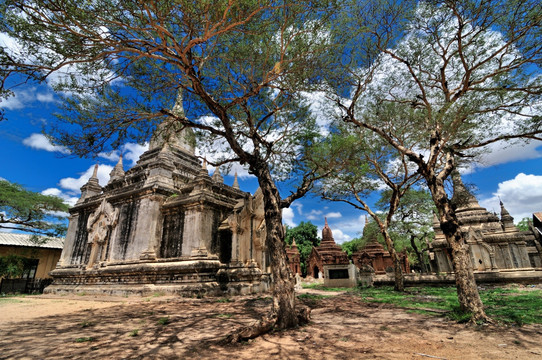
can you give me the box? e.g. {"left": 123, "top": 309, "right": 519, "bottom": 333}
{"left": 430, "top": 173, "right": 542, "bottom": 275}
{"left": 47, "top": 100, "right": 270, "bottom": 297}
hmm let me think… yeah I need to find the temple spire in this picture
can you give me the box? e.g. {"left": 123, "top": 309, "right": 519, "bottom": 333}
{"left": 212, "top": 166, "right": 223, "bottom": 183}
{"left": 500, "top": 200, "right": 515, "bottom": 230}
{"left": 148, "top": 89, "right": 196, "bottom": 154}
{"left": 78, "top": 164, "right": 102, "bottom": 204}
{"left": 451, "top": 170, "right": 479, "bottom": 209}
{"left": 108, "top": 154, "right": 125, "bottom": 184}
{"left": 232, "top": 171, "right": 240, "bottom": 189}
{"left": 199, "top": 158, "right": 210, "bottom": 177}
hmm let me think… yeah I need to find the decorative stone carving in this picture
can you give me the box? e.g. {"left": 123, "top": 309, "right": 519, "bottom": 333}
{"left": 86, "top": 199, "right": 119, "bottom": 269}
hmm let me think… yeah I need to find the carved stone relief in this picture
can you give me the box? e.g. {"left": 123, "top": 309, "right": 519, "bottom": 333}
{"left": 86, "top": 199, "right": 119, "bottom": 269}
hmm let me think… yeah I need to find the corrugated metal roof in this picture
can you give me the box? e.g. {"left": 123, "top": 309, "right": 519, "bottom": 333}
{"left": 0, "top": 232, "right": 64, "bottom": 249}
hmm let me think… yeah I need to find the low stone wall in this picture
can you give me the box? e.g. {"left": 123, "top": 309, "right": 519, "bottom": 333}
{"left": 373, "top": 268, "right": 542, "bottom": 286}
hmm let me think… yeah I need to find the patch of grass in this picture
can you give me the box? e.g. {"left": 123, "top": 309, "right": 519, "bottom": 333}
{"left": 301, "top": 283, "right": 350, "bottom": 292}
{"left": 152, "top": 292, "right": 165, "bottom": 297}
{"left": 80, "top": 320, "right": 94, "bottom": 328}
{"left": 356, "top": 286, "right": 459, "bottom": 313}
{"left": 0, "top": 297, "right": 25, "bottom": 304}
{"left": 77, "top": 292, "right": 87, "bottom": 296}
{"left": 75, "top": 337, "right": 95, "bottom": 343}
{"left": 128, "top": 329, "right": 139, "bottom": 337}
{"left": 446, "top": 307, "right": 472, "bottom": 323}
{"left": 482, "top": 287, "right": 542, "bottom": 325}
{"left": 339, "top": 337, "right": 349, "bottom": 342}
{"left": 215, "top": 313, "right": 233, "bottom": 319}
{"left": 216, "top": 297, "right": 231, "bottom": 303}
{"left": 297, "top": 293, "right": 328, "bottom": 300}
{"left": 157, "top": 316, "right": 170, "bottom": 325}
{"left": 355, "top": 285, "right": 542, "bottom": 326}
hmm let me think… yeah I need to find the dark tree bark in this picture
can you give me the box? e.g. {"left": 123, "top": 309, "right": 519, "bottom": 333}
{"left": 409, "top": 234, "right": 428, "bottom": 273}
{"left": 424, "top": 171, "right": 488, "bottom": 322}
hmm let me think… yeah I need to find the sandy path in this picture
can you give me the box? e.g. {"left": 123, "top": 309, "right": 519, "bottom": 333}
{"left": 0, "top": 293, "right": 541, "bottom": 359}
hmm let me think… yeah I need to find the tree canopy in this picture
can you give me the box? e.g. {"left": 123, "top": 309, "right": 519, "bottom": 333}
{"left": 0, "top": 180, "right": 69, "bottom": 237}
{"left": 327, "top": 0, "right": 542, "bottom": 321}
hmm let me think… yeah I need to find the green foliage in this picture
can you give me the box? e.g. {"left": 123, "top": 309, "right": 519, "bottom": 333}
{"left": 516, "top": 217, "right": 531, "bottom": 232}
{"left": 0, "top": 254, "right": 34, "bottom": 279}
{"left": 75, "top": 337, "right": 95, "bottom": 343}
{"left": 341, "top": 236, "right": 365, "bottom": 256}
{"left": 285, "top": 221, "right": 320, "bottom": 276}
{"left": 0, "top": 180, "right": 69, "bottom": 237}
{"left": 157, "top": 316, "right": 169, "bottom": 326}
{"left": 128, "top": 329, "right": 139, "bottom": 337}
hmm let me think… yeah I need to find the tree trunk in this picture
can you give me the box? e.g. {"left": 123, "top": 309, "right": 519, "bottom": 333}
{"left": 425, "top": 177, "right": 489, "bottom": 322}
{"left": 410, "top": 234, "right": 427, "bottom": 273}
{"left": 382, "top": 232, "right": 404, "bottom": 292}
{"left": 226, "top": 166, "right": 309, "bottom": 343}
{"left": 257, "top": 165, "right": 308, "bottom": 330}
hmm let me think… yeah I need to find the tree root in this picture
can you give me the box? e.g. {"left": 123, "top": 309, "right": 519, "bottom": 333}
{"left": 225, "top": 305, "right": 311, "bottom": 343}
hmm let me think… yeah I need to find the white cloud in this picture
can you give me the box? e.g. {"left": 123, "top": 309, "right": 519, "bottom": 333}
{"left": 22, "top": 133, "right": 70, "bottom": 154}
{"left": 479, "top": 173, "right": 542, "bottom": 222}
{"left": 291, "top": 202, "right": 304, "bottom": 215}
{"left": 282, "top": 207, "right": 296, "bottom": 227}
{"left": 98, "top": 142, "right": 148, "bottom": 166}
{"left": 0, "top": 88, "right": 56, "bottom": 110}
{"left": 331, "top": 228, "right": 352, "bottom": 244}
{"left": 462, "top": 141, "right": 542, "bottom": 174}
{"left": 41, "top": 188, "right": 79, "bottom": 207}
{"left": 325, "top": 212, "right": 342, "bottom": 219}
{"left": 305, "top": 209, "right": 324, "bottom": 221}
{"left": 59, "top": 164, "right": 113, "bottom": 193}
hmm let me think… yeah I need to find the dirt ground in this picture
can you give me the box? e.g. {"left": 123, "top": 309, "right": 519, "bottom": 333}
{"left": 1, "top": 290, "right": 541, "bottom": 360}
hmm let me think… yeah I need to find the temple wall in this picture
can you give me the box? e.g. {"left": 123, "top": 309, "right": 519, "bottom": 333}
{"left": 58, "top": 214, "right": 79, "bottom": 266}
{"left": 128, "top": 196, "right": 164, "bottom": 260}
{"left": 109, "top": 200, "right": 140, "bottom": 261}
{"left": 70, "top": 209, "right": 92, "bottom": 266}
{"left": 160, "top": 210, "right": 185, "bottom": 258}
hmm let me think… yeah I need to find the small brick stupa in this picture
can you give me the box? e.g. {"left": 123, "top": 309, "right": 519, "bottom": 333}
{"left": 286, "top": 238, "right": 301, "bottom": 275}
{"left": 307, "top": 218, "right": 349, "bottom": 278}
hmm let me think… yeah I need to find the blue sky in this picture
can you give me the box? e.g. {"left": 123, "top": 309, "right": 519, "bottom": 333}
{"left": 1, "top": 81, "right": 542, "bottom": 244}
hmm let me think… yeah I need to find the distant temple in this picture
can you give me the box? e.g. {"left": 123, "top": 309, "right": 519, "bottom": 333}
{"left": 46, "top": 94, "right": 271, "bottom": 296}
{"left": 285, "top": 239, "right": 301, "bottom": 275}
{"left": 429, "top": 173, "right": 542, "bottom": 273}
{"left": 352, "top": 240, "right": 409, "bottom": 275}
{"left": 307, "top": 219, "right": 349, "bottom": 278}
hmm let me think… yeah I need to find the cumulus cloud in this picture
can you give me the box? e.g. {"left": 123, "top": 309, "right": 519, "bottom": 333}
{"left": 98, "top": 142, "right": 148, "bottom": 166}
{"left": 41, "top": 188, "right": 79, "bottom": 207}
{"left": 479, "top": 173, "right": 542, "bottom": 222}
{"left": 282, "top": 207, "right": 296, "bottom": 227}
{"left": 22, "top": 133, "right": 70, "bottom": 154}
{"left": 59, "top": 164, "right": 113, "bottom": 192}
{"left": 325, "top": 211, "right": 342, "bottom": 219}
{"left": 461, "top": 141, "right": 542, "bottom": 175}
{"left": 331, "top": 228, "right": 352, "bottom": 244}
{"left": 0, "top": 88, "right": 56, "bottom": 110}
{"left": 305, "top": 209, "right": 324, "bottom": 221}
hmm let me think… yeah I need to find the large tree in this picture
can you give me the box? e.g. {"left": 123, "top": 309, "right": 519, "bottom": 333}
{"left": 313, "top": 129, "right": 422, "bottom": 291}
{"left": 376, "top": 189, "right": 435, "bottom": 273}
{"left": 0, "top": 0, "right": 335, "bottom": 333}
{"left": 329, "top": 0, "right": 542, "bottom": 321}
{"left": 0, "top": 180, "right": 68, "bottom": 237}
